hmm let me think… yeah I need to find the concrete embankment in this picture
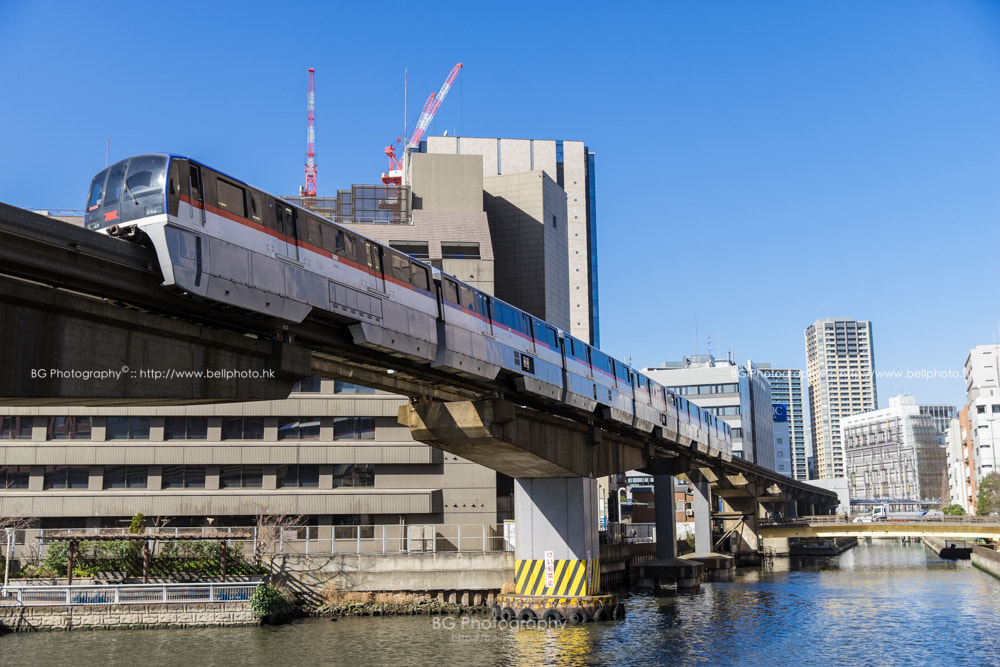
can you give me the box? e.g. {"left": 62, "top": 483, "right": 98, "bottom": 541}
{"left": 923, "top": 537, "right": 1000, "bottom": 578}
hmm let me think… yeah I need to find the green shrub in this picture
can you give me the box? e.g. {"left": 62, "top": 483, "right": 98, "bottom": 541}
{"left": 250, "top": 583, "right": 293, "bottom": 618}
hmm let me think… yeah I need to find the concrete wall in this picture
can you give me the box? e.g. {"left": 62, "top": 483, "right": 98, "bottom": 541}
{"left": 0, "top": 602, "right": 254, "bottom": 632}
{"left": 267, "top": 551, "right": 514, "bottom": 594}
{"left": 408, "top": 153, "right": 484, "bottom": 212}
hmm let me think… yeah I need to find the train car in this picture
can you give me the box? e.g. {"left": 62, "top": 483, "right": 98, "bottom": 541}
{"left": 85, "top": 155, "right": 731, "bottom": 462}
{"left": 85, "top": 154, "right": 439, "bottom": 364}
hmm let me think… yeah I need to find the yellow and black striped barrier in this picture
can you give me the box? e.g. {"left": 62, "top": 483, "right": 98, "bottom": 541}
{"left": 514, "top": 558, "right": 600, "bottom": 598}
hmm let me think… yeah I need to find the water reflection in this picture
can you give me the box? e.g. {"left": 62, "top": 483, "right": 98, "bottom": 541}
{"left": 3, "top": 541, "right": 999, "bottom": 667}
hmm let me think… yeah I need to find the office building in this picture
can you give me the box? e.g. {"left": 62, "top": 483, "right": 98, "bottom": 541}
{"left": 841, "top": 395, "right": 945, "bottom": 508}
{"left": 758, "top": 366, "right": 808, "bottom": 480}
{"left": 805, "top": 318, "right": 878, "bottom": 479}
{"left": 424, "top": 136, "right": 599, "bottom": 346}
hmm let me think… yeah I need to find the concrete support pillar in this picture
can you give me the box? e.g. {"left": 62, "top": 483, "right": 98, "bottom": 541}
{"left": 654, "top": 475, "right": 676, "bottom": 560}
{"left": 786, "top": 499, "right": 799, "bottom": 519}
{"left": 513, "top": 478, "right": 601, "bottom": 597}
{"left": 692, "top": 482, "right": 712, "bottom": 554}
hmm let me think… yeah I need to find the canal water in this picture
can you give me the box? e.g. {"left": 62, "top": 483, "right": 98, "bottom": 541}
{"left": 3, "top": 540, "right": 998, "bottom": 666}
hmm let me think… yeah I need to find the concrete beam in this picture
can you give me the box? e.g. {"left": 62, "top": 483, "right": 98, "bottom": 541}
{"left": 0, "top": 276, "right": 310, "bottom": 405}
{"left": 400, "top": 399, "right": 648, "bottom": 478}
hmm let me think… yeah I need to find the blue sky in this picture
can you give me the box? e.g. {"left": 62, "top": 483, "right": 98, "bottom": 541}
{"left": 1, "top": 1, "right": 998, "bottom": 407}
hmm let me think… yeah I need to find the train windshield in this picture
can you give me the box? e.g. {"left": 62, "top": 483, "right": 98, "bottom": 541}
{"left": 85, "top": 155, "right": 168, "bottom": 230}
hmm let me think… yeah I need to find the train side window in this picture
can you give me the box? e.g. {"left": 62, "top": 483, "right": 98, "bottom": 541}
{"left": 366, "top": 242, "right": 382, "bottom": 274}
{"left": 249, "top": 192, "right": 262, "bottom": 223}
{"left": 443, "top": 279, "right": 460, "bottom": 304}
{"left": 459, "top": 285, "right": 475, "bottom": 311}
{"left": 217, "top": 179, "right": 246, "bottom": 217}
{"left": 390, "top": 252, "right": 410, "bottom": 283}
{"left": 307, "top": 219, "right": 324, "bottom": 247}
{"left": 411, "top": 263, "right": 429, "bottom": 291}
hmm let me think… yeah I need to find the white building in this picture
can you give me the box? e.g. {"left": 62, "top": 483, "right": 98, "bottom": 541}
{"left": 841, "top": 395, "right": 945, "bottom": 507}
{"left": 964, "top": 344, "right": 1000, "bottom": 493}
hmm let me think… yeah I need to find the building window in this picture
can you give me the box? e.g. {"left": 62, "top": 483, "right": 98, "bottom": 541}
{"left": 106, "top": 417, "right": 150, "bottom": 440}
{"left": 162, "top": 466, "right": 206, "bottom": 489}
{"left": 333, "top": 380, "right": 376, "bottom": 394}
{"left": 977, "top": 406, "right": 986, "bottom": 414}
{"left": 103, "top": 466, "right": 148, "bottom": 489}
{"left": 389, "top": 241, "right": 429, "bottom": 260}
{"left": 332, "top": 464, "right": 375, "bottom": 488}
{"left": 291, "top": 376, "right": 323, "bottom": 393}
{"left": 333, "top": 417, "right": 375, "bottom": 441}
{"left": 43, "top": 466, "right": 89, "bottom": 490}
{"left": 278, "top": 465, "right": 320, "bottom": 488}
{"left": 278, "top": 418, "right": 321, "bottom": 440}
{"left": 222, "top": 417, "right": 265, "bottom": 440}
{"left": 441, "top": 242, "right": 481, "bottom": 260}
{"left": 164, "top": 417, "right": 208, "bottom": 440}
{"left": 219, "top": 466, "right": 263, "bottom": 489}
{"left": 0, "top": 466, "right": 30, "bottom": 489}
{"left": 0, "top": 417, "right": 32, "bottom": 439}
{"left": 47, "top": 417, "right": 91, "bottom": 440}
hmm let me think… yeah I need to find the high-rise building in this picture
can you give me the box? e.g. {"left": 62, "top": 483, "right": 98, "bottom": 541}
{"left": 424, "top": 137, "right": 599, "bottom": 347}
{"left": 965, "top": 344, "right": 1000, "bottom": 401}
{"left": 805, "top": 318, "right": 878, "bottom": 479}
{"left": 644, "top": 355, "right": 775, "bottom": 469}
{"left": 758, "top": 366, "right": 809, "bottom": 480}
{"left": 945, "top": 409, "right": 977, "bottom": 513}
{"left": 841, "top": 395, "right": 945, "bottom": 508}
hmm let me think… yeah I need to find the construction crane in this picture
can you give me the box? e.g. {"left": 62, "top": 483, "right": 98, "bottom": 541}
{"left": 302, "top": 68, "right": 317, "bottom": 199}
{"left": 382, "top": 62, "right": 463, "bottom": 186}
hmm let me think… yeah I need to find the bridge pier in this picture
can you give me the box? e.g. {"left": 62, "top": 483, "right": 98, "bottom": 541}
{"left": 632, "top": 460, "right": 703, "bottom": 592}
{"left": 493, "top": 477, "right": 620, "bottom": 622}
{"left": 681, "top": 480, "right": 735, "bottom": 582}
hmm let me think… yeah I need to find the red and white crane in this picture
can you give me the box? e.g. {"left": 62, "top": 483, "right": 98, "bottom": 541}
{"left": 382, "top": 62, "right": 463, "bottom": 185}
{"left": 302, "top": 68, "right": 317, "bottom": 198}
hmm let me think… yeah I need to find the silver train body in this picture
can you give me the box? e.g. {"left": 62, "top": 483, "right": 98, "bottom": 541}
{"left": 85, "top": 154, "right": 732, "bottom": 462}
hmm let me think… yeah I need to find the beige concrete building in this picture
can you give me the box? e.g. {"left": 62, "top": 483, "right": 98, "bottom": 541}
{"left": 805, "top": 318, "right": 878, "bottom": 479}
{"left": 424, "top": 136, "right": 598, "bottom": 346}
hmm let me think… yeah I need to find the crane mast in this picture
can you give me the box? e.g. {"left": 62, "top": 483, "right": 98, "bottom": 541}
{"left": 303, "top": 68, "right": 317, "bottom": 198}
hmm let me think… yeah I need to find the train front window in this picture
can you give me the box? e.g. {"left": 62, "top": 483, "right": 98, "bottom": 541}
{"left": 119, "top": 155, "right": 167, "bottom": 223}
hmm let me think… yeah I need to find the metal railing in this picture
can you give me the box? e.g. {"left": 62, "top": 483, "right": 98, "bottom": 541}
{"left": 0, "top": 582, "right": 257, "bottom": 606}
{"left": 761, "top": 515, "right": 1000, "bottom": 527}
{"left": 7, "top": 524, "right": 512, "bottom": 563}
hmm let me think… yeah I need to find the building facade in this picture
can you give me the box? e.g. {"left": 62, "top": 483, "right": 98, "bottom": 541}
{"left": 758, "top": 366, "right": 808, "bottom": 480}
{"left": 424, "top": 136, "right": 599, "bottom": 346}
{"left": 841, "top": 395, "right": 945, "bottom": 508}
{"left": 805, "top": 318, "right": 878, "bottom": 479}
{"left": 963, "top": 344, "right": 1000, "bottom": 505}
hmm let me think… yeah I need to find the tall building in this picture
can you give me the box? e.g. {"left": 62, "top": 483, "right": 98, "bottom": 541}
{"left": 758, "top": 366, "right": 809, "bottom": 480}
{"left": 424, "top": 136, "right": 599, "bottom": 346}
{"left": 644, "top": 355, "right": 775, "bottom": 469}
{"left": 805, "top": 318, "right": 878, "bottom": 479}
{"left": 841, "top": 395, "right": 945, "bottom": 508}
{"left": 945, "top": 410, "right": 977, "bottom": 513}
{"left": 965, "top": 345, "right": 1000, "bottom": 487}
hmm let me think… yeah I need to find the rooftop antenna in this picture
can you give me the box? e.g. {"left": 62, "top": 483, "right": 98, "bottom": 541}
{"left": 105, "top": 138, "right": 110, "bottom": 167}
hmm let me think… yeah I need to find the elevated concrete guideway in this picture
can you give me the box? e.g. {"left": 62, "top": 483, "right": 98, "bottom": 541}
{"left": 1, "top": 202, "right": 838, "bottom": 609}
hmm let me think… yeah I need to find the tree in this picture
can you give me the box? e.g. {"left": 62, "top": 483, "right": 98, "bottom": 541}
{"left": 942, "top": 504, "right": 965, "bottom": 516}
{"left": 976, "top": 472, "right": 1000, "bottom": 516}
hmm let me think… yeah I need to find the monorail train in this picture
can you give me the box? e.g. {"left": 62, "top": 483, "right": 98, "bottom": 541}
{"left": 84, "top": 154, "right": 732, "bottom": 461}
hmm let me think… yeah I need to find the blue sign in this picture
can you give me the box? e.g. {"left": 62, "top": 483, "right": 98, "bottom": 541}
{"left": 773, "top": 404, "right": 788, "bottom": 422}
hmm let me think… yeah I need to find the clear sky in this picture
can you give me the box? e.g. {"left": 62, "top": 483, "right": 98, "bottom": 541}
{"left": 1, "top": 1, "right": 998, "bottom": 408}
